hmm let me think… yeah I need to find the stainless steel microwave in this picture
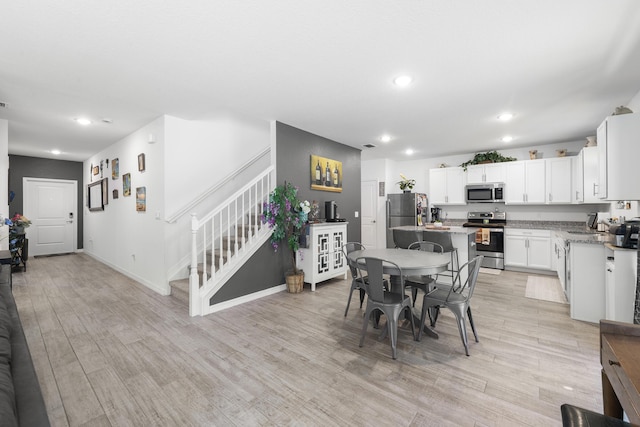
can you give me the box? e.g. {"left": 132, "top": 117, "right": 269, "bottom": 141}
{"left": 465, "top": 183, "right": 505, "bottom": 203}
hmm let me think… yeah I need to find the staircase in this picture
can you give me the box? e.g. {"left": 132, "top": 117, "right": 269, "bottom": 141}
{"left": 170, "top": 166, "right": 274, "bottom": 316}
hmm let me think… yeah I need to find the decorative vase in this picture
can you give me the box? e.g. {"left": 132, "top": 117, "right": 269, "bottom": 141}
{"left": 285, "top": 270, "right": 304, "bottom": 293}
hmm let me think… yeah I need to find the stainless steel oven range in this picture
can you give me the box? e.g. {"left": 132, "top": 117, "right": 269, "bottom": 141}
{"left": 464, "top": 211, "right": 506, "bottom": 270}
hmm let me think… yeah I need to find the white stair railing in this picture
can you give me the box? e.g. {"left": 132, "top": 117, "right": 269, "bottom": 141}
{"left": 189, "top": 166, "right": 274, "bottom": 316}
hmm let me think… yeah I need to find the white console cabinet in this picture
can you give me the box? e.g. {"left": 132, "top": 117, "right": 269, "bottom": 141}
{"left": 296, "top": 223, "right": 348, "bottom": 291}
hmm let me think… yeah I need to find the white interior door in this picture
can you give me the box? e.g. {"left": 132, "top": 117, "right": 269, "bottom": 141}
{"left": 24, "top": 178, "right": 77, "bottom": 256}
{"left": 361, "top": 180, "right": 378, "bottom": 248}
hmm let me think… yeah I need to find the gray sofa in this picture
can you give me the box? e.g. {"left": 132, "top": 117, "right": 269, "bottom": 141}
{"left": 0, "top": 264, "right": 49, "bottom": 426}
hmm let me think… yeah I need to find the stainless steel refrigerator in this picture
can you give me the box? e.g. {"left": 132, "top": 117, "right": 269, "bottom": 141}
{"left": 386, "top": 193, "right": 428, "bottom": 248}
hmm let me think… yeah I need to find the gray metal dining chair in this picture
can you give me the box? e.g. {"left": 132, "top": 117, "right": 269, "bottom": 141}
{"left": 342, "top": 242, "right": 368, "bottom": 316}
{"left": 422, "top": 230, "right": 461, "bottom": 288}
{"left": 392, "top": 229, "right": 422, "bottom": 249}
{"left": 405, "top": 241, "right": 445, "bottom": 306}
{"left": 356, "top": 256, "right": 416, "bottom": 359}
{"left": 418, "top": 255, "right": 484, "bottom": 356}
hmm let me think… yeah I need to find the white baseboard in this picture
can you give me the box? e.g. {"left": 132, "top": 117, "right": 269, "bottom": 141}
{"left": 206, "top": 284, "right": 286, "bottom": 314}
{"left": 84, "top": 251, "right": 171, "bottom": 295}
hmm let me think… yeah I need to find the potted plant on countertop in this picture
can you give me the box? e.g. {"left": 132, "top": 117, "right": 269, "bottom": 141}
{"left": 262, "top": 182, "right": 311, "bottom": 293}
{"left": 397, "top": 174, "right": 416, "bottom": 192}
{"left": 459, "top": 150, "right": 517, "bottom": 171}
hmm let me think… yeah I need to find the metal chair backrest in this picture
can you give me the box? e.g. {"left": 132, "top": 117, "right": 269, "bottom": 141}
{"left": 342, "top": 242, "right": 365, "bottom": 278}
{"left": 422, "top": 231, "right": 455, "bottom": 253}
{"left": 408, "top": 240, "right": 445, "bottom": 254}
{"left": 356, "top": 257, "right": 404, "bottom": 303}
{"left": 393, "top": 229, "right": 422, "bottom": 249}
{"left": 447, "top": 255, "right": 484, "bottom": 301}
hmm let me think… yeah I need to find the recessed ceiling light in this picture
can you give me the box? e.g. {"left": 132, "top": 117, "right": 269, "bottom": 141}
{"left": 501, "top": 135, "right": 514, "bottom": 143}
{"left": 380, "top": 134, "right": 392, "bottom": 143}
{"left": 75, "top": 117, "right": 92, "bottom": 126}
{"left": 393, "top": 75, "right": 413, "bottom": 87}
{"left": 497, "top": 112, "right": 514, "bottom": 121}
{"left": 405, "top": 148, "right": 414, "bottom": 155}
{"left": 51, "top": 149, "right": 61, "bottom": 155}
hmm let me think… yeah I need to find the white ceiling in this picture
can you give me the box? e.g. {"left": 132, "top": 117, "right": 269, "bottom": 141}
{"left": 2, "top": 1, "right": 640, "bottom": 162}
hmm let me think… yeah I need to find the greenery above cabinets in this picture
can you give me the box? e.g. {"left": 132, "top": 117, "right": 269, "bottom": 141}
{"left": 459, "top": 151, "right": 517, "bottom": 171}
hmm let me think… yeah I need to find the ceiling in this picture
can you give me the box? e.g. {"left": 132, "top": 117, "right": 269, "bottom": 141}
{"left": 2, "top": 1, "right": 640, "bottom": 162}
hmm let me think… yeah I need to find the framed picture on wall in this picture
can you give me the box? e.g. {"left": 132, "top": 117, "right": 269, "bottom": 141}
{"left": 310, "top": 155, "right": 342, "bottom": 193}
{"left": 102, "top": 178, "right": 109, "bottom": 205}
{"left": 136, "top": 187, "right": 146, "bottom": 212}
{"left": 123, "top": 173, "right": 131, "bottom": 196}
{"left": 138, "top": 153, "right": 146, "bottom": 172}
{"left": 87, "top": 180, "right": 104, "bottom": 211}
{"left": 112, "top": 158, "right": 119, "bottom": 179}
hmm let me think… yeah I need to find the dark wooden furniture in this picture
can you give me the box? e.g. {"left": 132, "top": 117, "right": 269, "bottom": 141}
{"left": 9, "top": 231, "right": 28, "bottom": 272}
{"left": 600, "top": 319, "right": 640, "bottom": 425}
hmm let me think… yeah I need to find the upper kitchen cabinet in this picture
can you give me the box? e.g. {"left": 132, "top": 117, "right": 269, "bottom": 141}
{"left": 573, "top": 146, "right": 601, "bottom": 203}
{"left": 546, "top": 157, "right": 572, "bottom": 204}
{"left": 465, "top": 163, "right": 505, "bottom": 184}
{"left": 429, "top": 167, "right": 466, "bottom": 205}
{"left": 504, "top": 159, "right": 546, "bottom": 204}
{"left": 598, "top": 113, "right": 640, "bottom": 200}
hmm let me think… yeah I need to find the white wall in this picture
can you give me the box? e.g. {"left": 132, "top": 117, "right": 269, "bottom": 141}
{"left": 83, "top": 114, "right": 272, "bottom": 293}
{"left": 84, "top": 116, "right": 168, "bottom": 293}
{"left": 164, "top": 115, "right": 270, "bottom": 219}
{"left": 0, "top": 120, "right": 8, "bottom": 249}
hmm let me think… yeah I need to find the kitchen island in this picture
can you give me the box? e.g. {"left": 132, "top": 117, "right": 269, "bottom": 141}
{"left": 390, "top": 225, "right": 475, "bottom": 285}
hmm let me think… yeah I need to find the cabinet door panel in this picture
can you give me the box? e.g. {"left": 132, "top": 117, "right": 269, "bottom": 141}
{"left": 525, "top": 160, "right": 546, "bottom": 204}
{"left": 504, "top": 235, "right": 527, "bottom": 267}
{"left": 429, "top": 169, "right": 447, "bottom": 204}
{"left": 527, "top": 236, "right": 551, "bottom": 270}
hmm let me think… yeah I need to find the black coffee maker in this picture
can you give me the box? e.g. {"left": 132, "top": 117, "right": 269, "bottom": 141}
{"left": 430, "top": 207, "right": 442, "bottom": 223}
{"left": 325, "top": 201, "right": 338, "bottom": 221}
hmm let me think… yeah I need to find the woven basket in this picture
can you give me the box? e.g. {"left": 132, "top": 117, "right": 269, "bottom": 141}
{"left": 285, "top": 271, "right": 304, "bottom": 293}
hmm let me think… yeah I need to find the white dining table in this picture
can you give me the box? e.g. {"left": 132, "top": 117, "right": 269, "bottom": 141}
{"left": 347, "top": 247, "right": 450, "bottom": 338}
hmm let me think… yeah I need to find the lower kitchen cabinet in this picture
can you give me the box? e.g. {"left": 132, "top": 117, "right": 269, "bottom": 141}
{"left": 296, "top": 223, "right": 347, "bottom": 291}
{"left": 604, "top": 246, "right": 637, "bottom": 323}
{"left": 504, "top": 228, "right": 551, "bottom": 270}
{"left": 568, "top": 242, "right": 605, "bottom": 323}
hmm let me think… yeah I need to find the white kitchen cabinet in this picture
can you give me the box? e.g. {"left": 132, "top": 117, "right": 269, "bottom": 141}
{"left": 465, "top": 163, "right": 505, "bottom": 184}
{"left": 572, "top": 152, "right": 584, "bottom": 203}
{"left": 598, "top": 113, "right": 640, "bottom": 200}
{"left": 429, "top": 167, "right": 466, "bottom": 205}
{"left": 582, "top": 146, "right": 600, "bottom": 203}
{"left": 504, "top": 160, "right": 546, "bottom": 204}
{"left": 296, "top": 223, "right": 347, "bottom": 291}
{"left": 553, "top": 236, "right": 567, "bottom": 295}
{"left": 573, "top": 147, "right": 601, "bottom": 204}
{"left": 504, "top": 228, "right": 552, "bottom": 270}
{"left": 568, "top": 242, "right": 605, "bottom": 323}
{"left": 546, "top": 157, "right": 572, "bottom": 204}
{"left": 604, "top": 246, "right": 637, "bottom": 323}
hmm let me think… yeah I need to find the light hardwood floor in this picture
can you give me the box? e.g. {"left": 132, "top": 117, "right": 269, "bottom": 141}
{"left": 12, "top": 253, "right": 602, "bottom": 426}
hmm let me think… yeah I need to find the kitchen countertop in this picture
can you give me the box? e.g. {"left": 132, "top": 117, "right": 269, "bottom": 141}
{"left": 432, "top": 220, "right": 615, "bottom": 245}
{"left": 391, "top": 225, "right": 474, "bottom": 235}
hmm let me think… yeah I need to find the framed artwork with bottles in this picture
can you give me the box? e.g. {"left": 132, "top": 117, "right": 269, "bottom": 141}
{"left": 310, "top": 155, "right": 342, "bottom": 192}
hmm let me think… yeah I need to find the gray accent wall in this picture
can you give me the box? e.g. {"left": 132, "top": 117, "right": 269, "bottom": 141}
{"left": 211, "top": 122, "right": 361, "bottom": 303}
{"left": 8, "top": 155, "right": 84, "bottom": 249}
